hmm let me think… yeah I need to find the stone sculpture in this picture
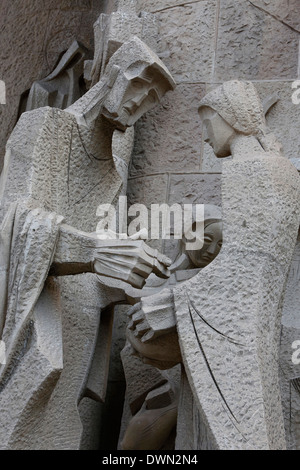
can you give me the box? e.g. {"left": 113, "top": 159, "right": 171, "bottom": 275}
{"left": 121, "top": 205, "right": 222, "bottom": 450}
{"left": 126, "top": 80, "right": 300, "bottom": 450}
{"left": 280, "top": 229, "right": 300, "bottom": 449}
{"left": 0, "top": 36, "right": 175, "bottom": 450}
{"left": 24, "top": 40, "right": 90, "bottom": 113}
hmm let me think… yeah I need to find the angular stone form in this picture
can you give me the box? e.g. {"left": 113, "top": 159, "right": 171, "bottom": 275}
{"left": 215, "top": 0, "right": 299, "bottom": 81}
{"left": 0, "top": 36, "right": 175, "bottom": 450}
{"left": 91, "top": 0, "right": 159, "bottom": 86}
{"left": 0, "top": 0, "right": 105, "bottom": 171}
{"left": 25, "top": 41, "right": 90, "bottom": 112}
{"left": 173, "top": 81, "right": 300, "bottom": 450}
{"left": 280, "top": 234, "right": 300, "bottom": 450}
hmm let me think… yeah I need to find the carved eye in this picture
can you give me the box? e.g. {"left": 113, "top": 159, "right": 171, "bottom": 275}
{"left": 132, "top": 80, "right": 144, "bottom": 89}
{"left": 148, "top": 93, "right": 156, "bottom": 104}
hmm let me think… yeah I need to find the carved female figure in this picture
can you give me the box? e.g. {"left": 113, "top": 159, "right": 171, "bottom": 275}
{"left": 126, "top": 81, "right": 300, "bottom": 450}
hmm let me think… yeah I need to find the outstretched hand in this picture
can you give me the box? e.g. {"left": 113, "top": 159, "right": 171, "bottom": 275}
{"left": 93, "top": 240, "right": 171, "bottom": 289}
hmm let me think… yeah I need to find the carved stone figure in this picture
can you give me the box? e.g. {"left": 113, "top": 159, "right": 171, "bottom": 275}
{"left": 121, "top": 206, "right": 222, "bottom": 450}
{"left": 23, "top": 40, "right": 90, "bottom": 113}
{"left": 0, "top": 37, "right": 175, "bottom": 450}
{"left": 126, "top": 80, "right": 300, "bottom": 450}
{"left": 280, "top": 230, "right": 300, "bottom": 449}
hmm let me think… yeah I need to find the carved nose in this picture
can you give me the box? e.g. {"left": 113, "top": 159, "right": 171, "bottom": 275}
{"left": 207, "top": 243, "right": 217, "bottom": 255}
{"left": 133, "top": 93, "right": 147, "bottom": 108}
{"left": 203, "top": 127, "right": 210, "bottom": 144}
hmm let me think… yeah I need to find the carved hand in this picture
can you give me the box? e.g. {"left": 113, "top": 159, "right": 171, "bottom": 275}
{"left": 127, "top": 288, "right": 177, "bottom": 342}
{"left": 125, "top": 288, "right": 181, "bottom": 369}
{"left": 126, "top": 326, "right": 181, "bottom": 371}
{"left": 93, "top": 240, "right": 172, "bottom": 289}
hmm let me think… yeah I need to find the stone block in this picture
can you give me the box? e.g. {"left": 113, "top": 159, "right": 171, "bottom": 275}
{"left": 168, "top": 173, "right": 222, "bottom": 207}
{"left": 0, "top": 0, "right": 105, "bottom": 172}
{"left": 131, "top": 84, "right": 204, "bottom": 177}
{"left": 156, "top": 1, "right": 217, "bottom": 83}
{"left": 136, "top": 0, "right": 210, "bottom": 13}
{"left": 215, "top": 0, "right": 299, "bottom": 81}
{"left": 201, "top": 142, "right": 229, "bottom": 173}
{"left": 250, "top": 0, "right": 300, "bottom": 33}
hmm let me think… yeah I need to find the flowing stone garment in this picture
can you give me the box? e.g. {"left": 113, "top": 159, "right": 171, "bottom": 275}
{"left": 174, "top": 150, "right": 300, "bottom": 450}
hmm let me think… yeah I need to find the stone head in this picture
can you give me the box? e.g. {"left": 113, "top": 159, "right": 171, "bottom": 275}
{"left": 198, "top": 80, "right": 267, "bottom": 158}
{"left": 186, "top": 220, "right": 223, "bottom": 268}
{"left": 102, "top": 37, "right": 176, "bottom": 130}
{"left": 183, "top": 205, "right": 223, "bottom": 268}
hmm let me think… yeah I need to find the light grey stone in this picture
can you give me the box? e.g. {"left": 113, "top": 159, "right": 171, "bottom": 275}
{"left": 249, "top": 0, "right": 300, "bottom": 33}
{"left": 255, "top": 81, "right": 300, "bottom": 165}
{"left": 168, "top": 174, "right": 222, "bottom": 207}
{"left": 0, "top": 0, "right": 106, "bottom": 171}
{"left": 0, "top": 36, "right": 175, "bottom": 450}
{"left": 136, "top": 0, "right": 211, "bottom": 14}
{"left": 25, "top": 41, "right": 91, "bottom": 112}
{"left": 156, "top": 1, "right": 217, "bottom": 83}
{"left": 215, "top": 0, "right": 299, "bottom": 81}
{"left": 130, "top": 84, "right": 204, "bottom": 177}
{"left": 280, "top": 235, "right": 300, "bottom": 450}
{"left": 174, "top": 81, "right": 300, "bottom": 450}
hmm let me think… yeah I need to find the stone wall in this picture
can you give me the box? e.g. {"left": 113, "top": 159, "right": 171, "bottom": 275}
{"left": 0, "top": 0, "right": 118, "bottom": 172}
{"left": 1, "top": 0, "right": 299, "bottom": 242}
{"left": 127, "top": 0, "right": 300, "bottom": 257}
{"left": 0, "top": 0, "right": 299, "bottom": 450}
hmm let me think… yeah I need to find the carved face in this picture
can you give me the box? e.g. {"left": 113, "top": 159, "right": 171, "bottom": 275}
{"left": 186, "top": 221, "right": 223, "bottom": 268}
{"left": 102, "top": 64, "right": 170, "bottom": 130}
{"left": 199, "top": 106, "right": 236, "bottom": 158}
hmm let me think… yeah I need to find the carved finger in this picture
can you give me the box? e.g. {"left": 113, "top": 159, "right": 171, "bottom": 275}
{"left": 151, "top": 258, "right": 170, "bottom": 279}
{"left": 134, "top": 320, "right": 150, "bottom": 338}
{"left": 127, "top": 303, "right": 141, "bottom": 319}
{"left": 132, "top": 263, "right": 153, "bottom": 279}
{"left": 127, "top": 272, "right": 146, "bottom": 289}
{"left": 128, "top": 311, "right": 144, "bottom": 331}
{"left": 141, "top": 329, "right": 155, "bottom": 343}
{"left": 142, "top": 243, "right": 172, "bottom": 267}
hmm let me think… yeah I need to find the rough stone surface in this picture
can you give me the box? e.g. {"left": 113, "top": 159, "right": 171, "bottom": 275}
{"left": 168, "top": 174, "right": 222, "bottom": 207}
{"left": 215, "top": 0, "right": 299, "bottom": 81}
{"left": 250, "top": 0, "right": 300, "bottom": 32}
{"left": 0, "top": 0, "right": 110, "bottom": 172}
{"left": 255, "top": 81, "right": 300, "bottom": 165}
{"left": 0, "top": 34, "right": 175, "bottom": 450}
{"left": 175, "top": 155, "right": 300, "bottom": 449}
{"left": 173, "top": 81, "right": 300, "bottom": 450}
{"left": 137, "top": 0, "right": 209, "bottom": 14}
{"left": 130, "top": 84, "right": 204, "bottom": 177}
{"left": 1, "top": 0, "right": 300, "bottom": 452}
{"left": 156, "top": 1, "right": 217, "bottom": 83}
{"left": 280, "top": 235, "right": 300, "bottom": 450}
{"left": 127, "top": 174, "right": 169, "bottom": 251}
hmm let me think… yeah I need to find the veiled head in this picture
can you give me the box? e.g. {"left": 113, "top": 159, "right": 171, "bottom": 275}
{"left": 198, "top": 81, "right": 269, "bottom": 158}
